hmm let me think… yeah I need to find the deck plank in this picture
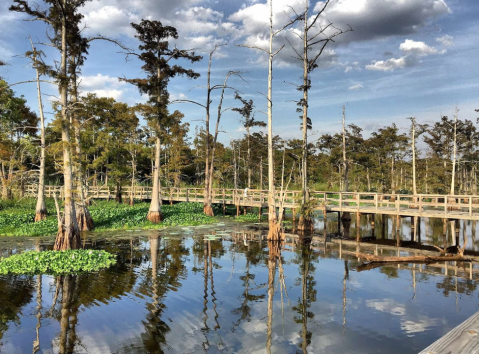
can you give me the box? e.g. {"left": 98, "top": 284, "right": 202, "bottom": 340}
{"left": 419, "top": 311, "right": 479, "bottom": 354}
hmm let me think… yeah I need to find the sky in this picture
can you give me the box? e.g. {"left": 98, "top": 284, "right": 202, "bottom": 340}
{"left": 1, "top": 0, "right": 478, "bottom": 144}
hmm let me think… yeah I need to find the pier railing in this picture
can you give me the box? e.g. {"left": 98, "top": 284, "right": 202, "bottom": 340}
{"left": 23, "top": 185, "right": 479, "bottom": 220}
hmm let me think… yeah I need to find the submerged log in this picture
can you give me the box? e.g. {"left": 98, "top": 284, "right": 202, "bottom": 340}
{"left": 356, "top": 252, "right": 472, "bottom": 263}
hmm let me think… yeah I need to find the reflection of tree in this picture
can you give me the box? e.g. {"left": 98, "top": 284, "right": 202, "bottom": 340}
{"left": 33, "top": 274, "right": 42, "bottom": 353}
{"left": 231, "top": 255, "right": 265, "bottom": 332}
{"left": 266, "top": 240, "right": 283, "bottom": 354}
{"left": 57, "top": 275, "right": 79, "bottom": 354}
{"left": 0, "top": 276, "right": 35, "bottom": 346}
{"left": 436, "top": 273, "right": 478, "bottom": 296}
{"left": 292, "top": 242, "right": 317, "bottom": 354}
{"left": 138, "top": 236, "right": 190, "bottom": 353}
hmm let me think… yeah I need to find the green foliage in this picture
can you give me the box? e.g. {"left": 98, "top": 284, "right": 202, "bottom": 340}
{"left": 0, "top": 250, "right": 116, "bottom": 275}
{"left": 234, "top": 213, "right": 267, "bottom": 223}
{"left": 0, "top": 200, "right": 219, "bottom": 236}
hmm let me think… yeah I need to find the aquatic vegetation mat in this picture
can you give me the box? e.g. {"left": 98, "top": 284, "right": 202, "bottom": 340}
{"left": 0, "top": 199, "right": 219, "bottom": 236}
{"left": 0, "top": 250, "right": 117, "bottom": 275}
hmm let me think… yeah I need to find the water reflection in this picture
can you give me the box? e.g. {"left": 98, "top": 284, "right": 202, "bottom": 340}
{"left": 0, "top": 227, "right": 479, "bottom": 353}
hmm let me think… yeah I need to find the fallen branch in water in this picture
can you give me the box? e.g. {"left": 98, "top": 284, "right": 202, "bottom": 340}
{"left": 355, "top": 252, "right": 472, "bottom": 264}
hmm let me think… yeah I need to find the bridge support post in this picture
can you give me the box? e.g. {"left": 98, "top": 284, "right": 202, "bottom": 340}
{"left": 236, "top": 204, "right": 240, "bottom": 217}
{"left": 381, "top": 214, "right": 386, "bottom": 239}
{"left": 371, "top": 218, "right": 375, "bottom": 238}
{"left": 443, "top": 218, "right": 448, "bottom": 249}
{"left": 410, "top": 216, "right": 415, "bottom": 242}
{"left": 417, "top": 217, "right": 421, "bottom": 243}
{"left": 356, "top": 212, "right": 361, "bottom": 242}
{"left": 337, "top": 212, "right": 341, "bottom": 236}
{"left": 396, "top": 215, "right": 401, "bottom": 247}
{"left": 323, "top": 208, "right": 327, "bottom": 238}
{"left": 258, "top": 207, "right": 262, "bottom": 222}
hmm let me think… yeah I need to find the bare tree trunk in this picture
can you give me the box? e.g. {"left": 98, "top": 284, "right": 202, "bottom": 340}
{"left": 267, "top": 0, "right": 280, "bottom": 240}
{"left": 147, "top": 136, "right": 163, "bottom": 223}
{"left": 54, "top": 2, "right": 80, "bottom": 250}
{"left": 130, "top": 155, "right": 136, "bottom": 205}
{"left": 450, "top": 107, "right": 458, "bottom": 195}
{"left": 342, "top": 105, "right": 349, "bottom": 192}
{"left": 203, "top": 51, "right": 214, "bottom": 216}
{"left": 247, "top": 127, "right": 251, "bottom": 189}
{"left": 72, "top": 72, "right": 93, "bottom": 231}
{"left": 32, "top": 41, "right": 47, "bottom": 222}
{"left": 298, "top": 2, "right": 311, "bottom": 231}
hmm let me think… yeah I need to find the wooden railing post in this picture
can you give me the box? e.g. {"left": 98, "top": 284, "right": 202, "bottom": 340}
{"left": 375, "top": 194, "right": 378, "bottom": 212}
{"left": 469, "top": 196, "right": 472, "bottom": 216}
{"left": 444, "top": 197, "right": 447, "bottom": 215}
{"left": 395, "top": 195, "right": 399, "bottom": 212}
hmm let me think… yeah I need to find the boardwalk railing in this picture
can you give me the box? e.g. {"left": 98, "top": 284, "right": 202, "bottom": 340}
{"left": 23, "top": 185, "right": 479, "bottom": 220}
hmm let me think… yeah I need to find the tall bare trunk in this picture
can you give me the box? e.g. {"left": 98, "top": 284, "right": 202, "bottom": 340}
{"left": 203, "top": 52, "right": 213, "bottom": 216}
{"left": 32, "top": 43, "right": 47, "bottom": 221}
{"left": 342, "top": 106, "right": 349, "bottom": 192}
{"left": 267, "top": 0, "right": 281, "bottom": 240}
{"left": 450, "top": 107, "right": 458, "bottom": 195}
{"left": 54, "top": 2, "right": 80, "bottom": 250}
{"left": 72, "top": 71, "right": 93, "bottom": 231}
{"left": 147, "top": 136, "right": 163, "bottom": 223}
{"left": 298, "top": 2, "right": 312, "bottom": 231}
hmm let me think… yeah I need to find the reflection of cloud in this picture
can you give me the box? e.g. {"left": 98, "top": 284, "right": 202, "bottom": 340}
{"left": 366, "top": 299, "right": 406, "bottom": 316}
{"left": 348, "top": 83, "right": 363, "bottom": 91}
{"left": 401, "top": 319, "right": 437, "bottom": 336}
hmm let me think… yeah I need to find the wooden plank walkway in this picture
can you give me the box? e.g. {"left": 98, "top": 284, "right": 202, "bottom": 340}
{"left": 419, "top": 311, "right": 479, "bottom": 354}
{"left": 23, "top": 185, "right": 479, "bottom": 221}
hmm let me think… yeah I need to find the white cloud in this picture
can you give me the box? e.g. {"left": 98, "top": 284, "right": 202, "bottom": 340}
{"left": 79, "top": 74, "right": 128, "bottom": 100}
{"left": 348, "top": 83, "right": 363, "bottom": 90}
{"left": 436, "top": 34, "right": 454, "bottom": 47}
{"left": 366, "top": 56, "right": 410, "bottom": 72}
{"left": 399, "top": 39, "right": 441, "bottom": 56}
{"left": 228, "top": 0, "right": 451, "bottom": 69}
{"left": 367, "top": 38, "right": 445, "bottom": 72}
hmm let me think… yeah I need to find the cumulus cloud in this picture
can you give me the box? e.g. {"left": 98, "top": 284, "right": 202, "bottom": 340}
{"left": 366, "top": 38, "right": 444, "bottom": 72}
{"left": 366, "top": 56, "right": 410, "bottom": 72}
{"left": 81, "top": 0, "right": 238, "bottom": 55}
{"left": 228, "top": 0, "right": 451, "bottom": 68}
{"left": 79, "top": 74, "right": 128, "bottom": 100}
{"left": 436, "top": 34, "right": 454, "bottom": 47}
{"left": 313, "top": 0, "right": 451, "bottom": 43}
{"left": 348, "top": 83, "right": 363, "bottom": 90}
{"left": 399, "top": 39, "right": 442, "bottom": 56}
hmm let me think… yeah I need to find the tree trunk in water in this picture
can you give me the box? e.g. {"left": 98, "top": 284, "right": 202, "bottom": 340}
{"left": 147, "top": 136, "right": 163, "bottom": 223}
{"left": 34, "top": 59, "right": 47, "bottom": 221}
{"left": 266, "top": 0, "right": 282, "bottom": 241}
{"left": 298, "top": 4, "right": 312, "bottom": 232}
{"left": 203, "top": 50, "right": 213, "bottom": 216}
{"left": 54, "top": 6, "right": 80, "bottom": 251}
{"left": 72, "top": 72, "right": 93, "bottom": 231}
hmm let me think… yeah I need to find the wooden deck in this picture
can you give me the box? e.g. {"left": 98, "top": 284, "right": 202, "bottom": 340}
{"left": 24, "top": 185, "right": 479, "bottom": 221}
{"left": 419, "top": 311, "right": 479, "bottom": 354}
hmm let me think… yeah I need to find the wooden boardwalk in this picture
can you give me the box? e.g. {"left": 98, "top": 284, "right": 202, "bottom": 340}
{"left": 419, "top": 311, "right": 479, "bottom": 354}
{"left": 24, "top": 185, "right": 479, "bottom": 221}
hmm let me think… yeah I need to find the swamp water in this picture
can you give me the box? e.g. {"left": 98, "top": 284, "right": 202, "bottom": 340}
{"left": 1, "top": 222, "right": 479, "bottom": 354}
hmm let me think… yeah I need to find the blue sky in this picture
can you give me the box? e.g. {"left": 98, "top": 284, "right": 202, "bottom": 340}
{"left": 1, "top": 0, "right": 478, "bottom": 143}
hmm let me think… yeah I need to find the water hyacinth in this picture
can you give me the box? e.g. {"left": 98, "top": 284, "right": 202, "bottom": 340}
{"left": 0, "top": 250, "right": 116, "bottom": 275}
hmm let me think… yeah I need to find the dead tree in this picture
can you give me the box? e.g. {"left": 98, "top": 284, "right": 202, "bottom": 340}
{"left": 236, "top": 0, "right": 302, "bottom": 240}
{"left": 288, "top": 0, "right": 352, "bottom": 230}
